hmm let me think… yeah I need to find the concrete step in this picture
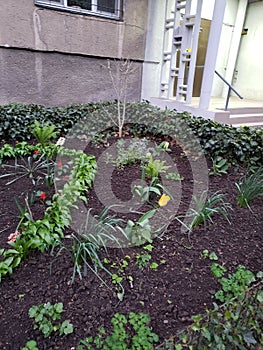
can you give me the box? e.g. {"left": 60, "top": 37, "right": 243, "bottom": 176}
{"left": 215, "top": 107, "right": 263, "bottom": 127}
{"left": 149, "top": 97, "right": 263, "bottom": 128}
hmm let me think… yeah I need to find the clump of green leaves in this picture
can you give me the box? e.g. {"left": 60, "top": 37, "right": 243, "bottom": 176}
{"left": 200, "top": 249, "right": 218, "bottom": 261}
{"left": 132, "top": 178, "right": 166, "bottom": 204}
{"left": 106, "top": 138, "right": 151, "bottom": 168}
{"left": 21, "top": 340, "right": 39, "bottom": 350}
{"left": 125, "top": 209, "right": 156, "bottom": 245}
{"left": 1, "top": 102, "right": 263, "bottom": 168}
{"left": 136, "top": 252, "right": 152, "bottom": 269}
{"left": 57, "top": 207, "right": 126, "bottom": 284}
{"left": 236, "top": 167, "right": 263, "bottom": 209}
{"left": 156, "top": 282, "right": 263, "bottom": 349}
{"left": 209, "top": 157, "right": 231, "bottom": 176}
{"left": 165, "top": 172, "right": 184, "bottom": 181}
{"left": 144, "top": 154, "right": 170, "bottom": 179}
{"left": 0, "top": 155, "right": 54, "bottom": 186}
{"left": 77, "top": 312, "right": 159, "bottom": 349}
{"left": 188, "top": 191, "right": 232, "bottom": 230}
{"left": 211, "top": 263, "right": 256, "bottom": 302}
{"left": 28, "top": 302, "right": 73, "bottom": 338}
{"left": 30, "top": 120, "right": 58, "bottom": 146}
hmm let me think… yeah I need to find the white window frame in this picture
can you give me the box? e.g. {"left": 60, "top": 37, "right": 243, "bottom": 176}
{"left": 35, "top": 0, "right": 121, "bottom": 19}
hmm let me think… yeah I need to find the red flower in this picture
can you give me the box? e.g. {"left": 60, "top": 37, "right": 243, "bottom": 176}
{"left": 57, "top": 161, "right": 63, "bottom": 167}
{"left": 40, "top": 192, "right": 46, "bottom": 200}
{"left": 34, "top": 150, "right": 39, "bottom": 155}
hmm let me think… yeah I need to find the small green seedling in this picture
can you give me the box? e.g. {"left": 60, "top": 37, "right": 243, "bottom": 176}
{"left": 150, "top": 262, "right": 159, "bottom": 271}
{"left": 200, "top": 250, "right": 218, "bottom": 261}
{"left": 21, "top": 340, "right": 39, "bottom": 350}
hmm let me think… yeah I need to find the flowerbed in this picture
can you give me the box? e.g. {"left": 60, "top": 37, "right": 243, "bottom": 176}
{"left": 0, "top": 103, "right": 262, "bottom": 349}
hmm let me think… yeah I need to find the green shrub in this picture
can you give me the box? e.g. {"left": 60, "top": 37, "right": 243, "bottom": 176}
{"left": 0, "top": 102, "right": 108, "bottom": 141}
{"left": 1, "top": 101, "right": 262, "bottom": 168}
{"left": 156, "top": 282, "right": 263, "bottom": 349}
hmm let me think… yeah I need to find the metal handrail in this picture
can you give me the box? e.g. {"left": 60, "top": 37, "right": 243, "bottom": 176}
{"left": 215, "top": 70, "right": 243, "bottom": 110}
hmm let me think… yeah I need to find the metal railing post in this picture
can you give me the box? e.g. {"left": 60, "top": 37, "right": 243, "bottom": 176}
{"left": 225, "top": 87, "right": 231, "bottom": 111}
{"left": 215, "top": 70, "right": 243, "bottom": 110}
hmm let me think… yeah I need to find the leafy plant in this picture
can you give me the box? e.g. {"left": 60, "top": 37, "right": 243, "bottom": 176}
{"left": 132, "top": 178, "right": 165, "bottom": 203}
{"left": 92, "top": 132, "right": 110, "bottom": 147}
{"left": 28, "top": 302, "right": 73, "bottom": 338}
{"left": 157, "top": 281, "right": 263, "bottom": 349}
{"left": 157, "top": 141, "right": 171, "bottom": 152}
{"left": 165, "top": 172, "right": 184, "bottom": 181}
{"left": 200, "top": 249, "right": 218, "bottom": 260}
{"left": 70, "top": 233, "right": 107, "bottom": 283}
{"left": 77, "top": 312, "right": 159, "bottom": 349}
{"left": 30, "top": 120, "right": 58, "bottom": 146}
{"left": 0, "top": 102, "right": 112, "bottom": 142}
{"left": 106, "top": 138, "right": 151, "bottom": 168}
{"left": 111, "top": 273, "right": 123, "bottom": 285}
{"left": 54, "top": 207, "right": 126, "bottom": 301}
{"left": 143, "top": 244, "right": 154, "bottom": 252}
{"left": 150, "top": 262, "right": 159, "bottom": 270}
{"left": 125, "top": 209, "right": 156, "bottom": 245}
{"left": 211, "top": 264, "right": 256, "bottom": 302}
{"left": 0, "top": 154, "right": 54, "bottom": 186}
{"left": 210, "top": 262, "right": 227, "bottom": 278}
{"left": 209, "top": 157, "right": 231, "bottom": 176}
{"left": 236, "top": 167, "right": 263, "bottom": 208}
{"left": 57, "top": 207, "right": 126, "bottom": 284}
{"left": 21, "top": 340, "right": 39, "bottom": 350}
{"left": 188, "top": 191, "right": 232, "bottom": 230}
{"left": 15, "top": 193, "right": 35, "bottom": 223}
{"left": 136, "top": 253, "right": 152, "bottom": 269}
{"left": 144, "top": 154, "right": 170, "bottom": 179}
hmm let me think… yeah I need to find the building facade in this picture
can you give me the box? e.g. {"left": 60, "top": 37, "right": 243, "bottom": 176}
{"left": 0, "top": 0, "right": 148, "bottom": 106}
{"left": 142, "top": 0, "right": 263, "bottom": 124}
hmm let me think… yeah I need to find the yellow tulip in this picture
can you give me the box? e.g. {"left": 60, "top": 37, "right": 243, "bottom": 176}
{"left": 158, "top": 194, "right": 171, "bottom": 207}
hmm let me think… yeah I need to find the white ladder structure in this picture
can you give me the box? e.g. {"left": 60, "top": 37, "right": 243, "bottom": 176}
{"left": 160, "top": 0, "right": 203, "bottom": 103}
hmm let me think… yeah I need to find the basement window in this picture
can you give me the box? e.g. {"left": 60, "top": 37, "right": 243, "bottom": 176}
{"left": 35, "top": 0, "right": 122, "bottom": 19}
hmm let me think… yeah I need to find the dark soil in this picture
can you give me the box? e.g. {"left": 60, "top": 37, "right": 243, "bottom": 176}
{"left": 0, "top": 136, "right": 262, "bottom": 350}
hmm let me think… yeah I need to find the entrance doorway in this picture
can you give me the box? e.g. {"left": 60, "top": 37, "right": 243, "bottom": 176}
{"left": 173, "top": 18, "right": 211, "bottom": 98}
{"left": 193, "top": 18, "right": 211, "bottom": 97}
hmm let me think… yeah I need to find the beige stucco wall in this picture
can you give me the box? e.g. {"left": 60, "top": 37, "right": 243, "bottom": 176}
{"left": 0, "top": 0, "right": 148, "bottom": 60}
{"left": 0, "top": 48, "right": 143, "bottom": 106}
{"left": 0, "top": 0, "right": 148, "bottom": 106}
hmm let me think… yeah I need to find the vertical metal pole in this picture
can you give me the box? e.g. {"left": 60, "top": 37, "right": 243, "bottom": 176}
{"left": 185, "top": 0, "right": 203, "bottom": 104}
{"left": 199, "top": 0, "right": 227, "bottom": 110}
{"left": 176, "top": 0, "right": 192, "bottom": 101}
{"left": 225, "top": 87, "right": 231, "bottom": 111}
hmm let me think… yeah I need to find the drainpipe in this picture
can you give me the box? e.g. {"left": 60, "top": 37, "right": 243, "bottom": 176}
{"left": 222, "top": 0, "right": 248, "bottom": 98}
{"left": 199, "top": 0, "right": 227, "bottom": 110}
